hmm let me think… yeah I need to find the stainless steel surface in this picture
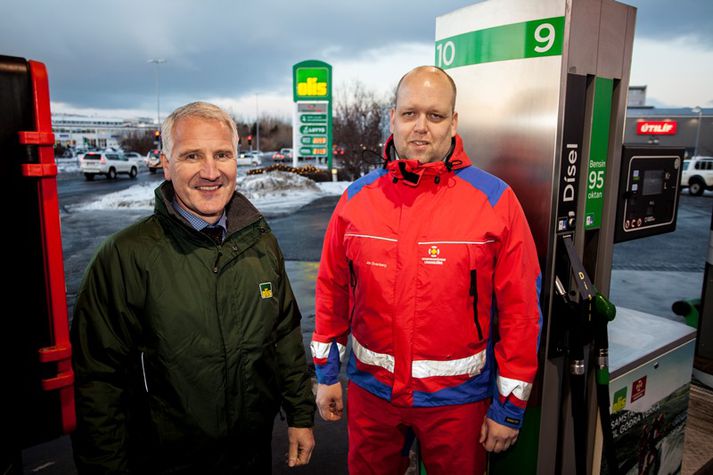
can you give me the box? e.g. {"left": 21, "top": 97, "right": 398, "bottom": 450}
{"left": 450, "top": 57, "right": 563, "bottom": 257}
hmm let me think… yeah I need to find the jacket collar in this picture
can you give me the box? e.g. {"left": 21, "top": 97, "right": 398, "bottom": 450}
{"left": 382, "top": 134, "right": 472, "bottom": 185}
{"left": 154, "top": 181, "right": 263, "bottom": 237}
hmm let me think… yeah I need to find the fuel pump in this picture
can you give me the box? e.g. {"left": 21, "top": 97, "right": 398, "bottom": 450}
{"left": 0, "top": 55, "right": 74, "bottom": 474}
{"left": 436, "top": 1, "right": 695, "bottom": 473}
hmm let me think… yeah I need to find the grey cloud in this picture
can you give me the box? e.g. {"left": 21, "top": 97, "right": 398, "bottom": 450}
{"left": 1, "top": 0, "right": 709, "bottom": 112}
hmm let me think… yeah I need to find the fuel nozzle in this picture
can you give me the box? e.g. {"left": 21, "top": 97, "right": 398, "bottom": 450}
{"left": 592, "top": 292, "right": 616, "bottom": 385}
{"left": 593, "top": 292, "right": 616, "bottom": 322}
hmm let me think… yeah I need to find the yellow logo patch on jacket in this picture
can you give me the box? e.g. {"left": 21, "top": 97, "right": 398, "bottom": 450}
{"left": 259, "top": 282, "right": 273, "bottom": 299}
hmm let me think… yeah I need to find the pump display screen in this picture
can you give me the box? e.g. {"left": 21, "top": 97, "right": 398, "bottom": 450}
{"left": 642, "top": 170, "right": 664, "bottom": 196}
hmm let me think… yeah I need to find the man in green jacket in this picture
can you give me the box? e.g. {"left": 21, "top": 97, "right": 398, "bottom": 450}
{"left": 71, "top": 102, "right": 315, "bottom": 473}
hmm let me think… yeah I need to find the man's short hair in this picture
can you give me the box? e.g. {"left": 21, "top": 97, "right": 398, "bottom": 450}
{"left": 161, "top": 102, "right": 239, "bottom": 158}
{"left": 394, "top": 66, "right": 457, "bottom": 112}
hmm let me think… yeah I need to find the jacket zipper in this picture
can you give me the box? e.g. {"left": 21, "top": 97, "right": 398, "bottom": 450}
{"left": 470, "top": 270, "right": 483, "bottom": 340}
{"left": 348, "top": 260, "right": 357, "bottom": 320}
{"left": 140, "top": 352, "right": 149, "bottom": 393}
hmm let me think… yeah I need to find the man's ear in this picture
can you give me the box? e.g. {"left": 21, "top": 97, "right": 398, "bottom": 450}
{"left": 389, "top": 108, "right": 396, "bottom": 133}
{"left": 451, "top": 111, "right": 459, "bottom": 137}
{"left": 161, "top": 153, "right": 171, "bottom": 180}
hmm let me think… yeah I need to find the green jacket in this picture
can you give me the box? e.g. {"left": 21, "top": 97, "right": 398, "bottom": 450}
{"left": 71, "top": 182, "right": 315, "bottom": 474}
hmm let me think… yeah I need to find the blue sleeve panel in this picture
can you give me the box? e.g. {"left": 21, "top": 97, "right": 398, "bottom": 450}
{"left": 314, "top": 341, "right": 341, "bottom": 385}
{"left": 486, "top": 395, "right": 527, "bottom": 430}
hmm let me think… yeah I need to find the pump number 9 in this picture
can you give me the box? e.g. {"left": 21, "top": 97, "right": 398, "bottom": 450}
{"left": 534, "top": 23, "right": 556, "bottom": 53}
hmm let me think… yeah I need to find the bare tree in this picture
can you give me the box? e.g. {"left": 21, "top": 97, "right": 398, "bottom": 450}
{"left": 120, "top": 130, "right": 156, "bottom": 154}
{"left": 231, "top": 114, "right": 292, "bottom": 152}
{"left": 333, "top": 81, "right": 389, "bottom": 180}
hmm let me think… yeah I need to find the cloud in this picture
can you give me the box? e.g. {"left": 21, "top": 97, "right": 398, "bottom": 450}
{"left": 630, "top": 35, "right": 713, "bottom": 107}
{"left": 2, "top": 0, "right": 711, "bottom": 116}
{"left": 626, "top": 0, "right": 713, "bottom": 47}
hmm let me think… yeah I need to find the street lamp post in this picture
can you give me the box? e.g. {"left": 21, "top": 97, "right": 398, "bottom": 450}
{"left": 255, "top": 93, "right": 260, "bottom": 153}
{"left": 147, "top": 58, "right": 166, "bottom": 130}
{"left": 692, "top": 106, "right": 703, "bottom": 157}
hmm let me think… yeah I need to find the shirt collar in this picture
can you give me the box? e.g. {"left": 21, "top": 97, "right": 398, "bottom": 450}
{"left": 172, "top": 198, "right": 227, "bottom": 232}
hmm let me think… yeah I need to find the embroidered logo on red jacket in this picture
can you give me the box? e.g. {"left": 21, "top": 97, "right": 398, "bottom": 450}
{"left": 422, "top": 246, "right": 446, "bottom": 265}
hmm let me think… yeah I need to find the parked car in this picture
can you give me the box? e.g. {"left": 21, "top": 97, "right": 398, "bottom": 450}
{"left": 237, "top": 151, "right": 262, "bottom": 166}
{"left": 272, "top": 148, "right": 293, "bottom": 161}
{"left": 681, "top": 156, "right": 713, "bottom": 196}
{"left": 80, "top": 152, "right": 139, "bottom": 180}
{"left": 146, "top": 149, "right": 162, "bottom": 173}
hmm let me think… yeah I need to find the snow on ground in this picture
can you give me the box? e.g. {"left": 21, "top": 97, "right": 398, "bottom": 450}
{"left": 75, "top": 171, "right": 350, "bottom": 216}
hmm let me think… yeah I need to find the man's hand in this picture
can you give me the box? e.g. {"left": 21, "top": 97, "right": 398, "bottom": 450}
{"left": 287, "top": 427, "right": 315, "bottom": 467}
{"left": 316, "top": 382, "right": 344, "bottom": 421}
{"left": 480, "top": 417, "right": 519, "bottom": 453}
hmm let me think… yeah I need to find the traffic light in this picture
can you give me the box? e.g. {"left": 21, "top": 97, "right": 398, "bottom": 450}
{"left": 154, "top": 130, "right": 161, "bottom": 146}
{"left": 247, "top": 134, "right": 253, "bottom": 146}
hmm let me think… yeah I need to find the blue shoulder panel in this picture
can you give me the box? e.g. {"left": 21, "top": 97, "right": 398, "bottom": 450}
{"left": 347, "top": 168, "right": 388, "bottom": 201}
{"left": 454, "top": 166, "right": 508, "bottom": 207}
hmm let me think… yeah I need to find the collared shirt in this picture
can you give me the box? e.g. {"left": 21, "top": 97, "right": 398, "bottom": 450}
{"left": 172, "top": 198, "right": 227, "bottom": 242}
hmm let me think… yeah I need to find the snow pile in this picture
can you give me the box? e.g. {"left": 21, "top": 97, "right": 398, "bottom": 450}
{"left": 238, "top": 171, "right": 321, "bottom": 198}
{"left": 75, "top": 171, "right": 349, "bottom": 216}
{"left": 78, "top": 182, "right": 156, "bottom": 210}
{"left": 235, "top": 171, "right": 323, "bottom": 215}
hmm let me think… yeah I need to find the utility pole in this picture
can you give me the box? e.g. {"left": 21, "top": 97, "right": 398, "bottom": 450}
{"left": 255, "top": 93, "right": 260, "bottom": 153}
{"left": 147, "top": 59, "right": 166, "bottom": 130}
{"left": 693, "top": 106, "right": 703, "bottom": 157}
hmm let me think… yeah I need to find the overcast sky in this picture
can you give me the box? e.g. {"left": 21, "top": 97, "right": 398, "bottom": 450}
{"left": 2, "top": 0, "right": 711, "bottom": 121}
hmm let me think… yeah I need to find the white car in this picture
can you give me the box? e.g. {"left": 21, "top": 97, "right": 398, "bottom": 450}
{"left": 681, "top": 156, "right": 713, "bottom": 196}
{"left": 237, "top": 151, "right": 262, "bottom": 166}
{"left": 80, "top": 151, "right": 140, "bottom": 181}
{"left": 123, "top": 151, "right": 143, "bottom": 162}
{"left": 146, "top": 149, "right": 162, "bottom": 174}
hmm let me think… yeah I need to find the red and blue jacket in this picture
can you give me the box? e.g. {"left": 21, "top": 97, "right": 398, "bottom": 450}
{"left": 311, "top": 135, "right": 542, "bottom": 429}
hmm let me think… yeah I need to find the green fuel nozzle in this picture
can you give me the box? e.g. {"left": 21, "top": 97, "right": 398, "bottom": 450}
{"left": 593, "top": 292, "right": 616, "bottom": 322}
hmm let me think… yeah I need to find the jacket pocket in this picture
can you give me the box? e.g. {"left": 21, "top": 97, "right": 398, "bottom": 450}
{"left": 470, "top": 269, "right": 483, "bottom": 341}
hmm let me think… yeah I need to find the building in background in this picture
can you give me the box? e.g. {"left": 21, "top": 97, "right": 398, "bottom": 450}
{"left": 625, "top": 86, "right": 712, "bottom": 157}
{"left": 52, "top": 114, "right": 155, "bottom": 151}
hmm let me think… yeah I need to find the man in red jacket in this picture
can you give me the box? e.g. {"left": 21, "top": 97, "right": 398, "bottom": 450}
{"left": 312, "top": 66, "right": 542, "bottom": 474}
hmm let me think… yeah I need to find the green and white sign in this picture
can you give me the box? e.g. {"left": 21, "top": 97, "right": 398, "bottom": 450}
{"left": 435, "top": 16, "right": 564, "bottom": 69}
{"left": 584, "top": 77, "right": 614, "bottom": 230}
{"left": 293, "top": 60, "right": 333, "bottom": 167}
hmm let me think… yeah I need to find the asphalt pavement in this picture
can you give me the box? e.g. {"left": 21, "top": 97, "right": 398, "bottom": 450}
{"left": 21, "top": 180, "right": 713, "bottom": 474}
